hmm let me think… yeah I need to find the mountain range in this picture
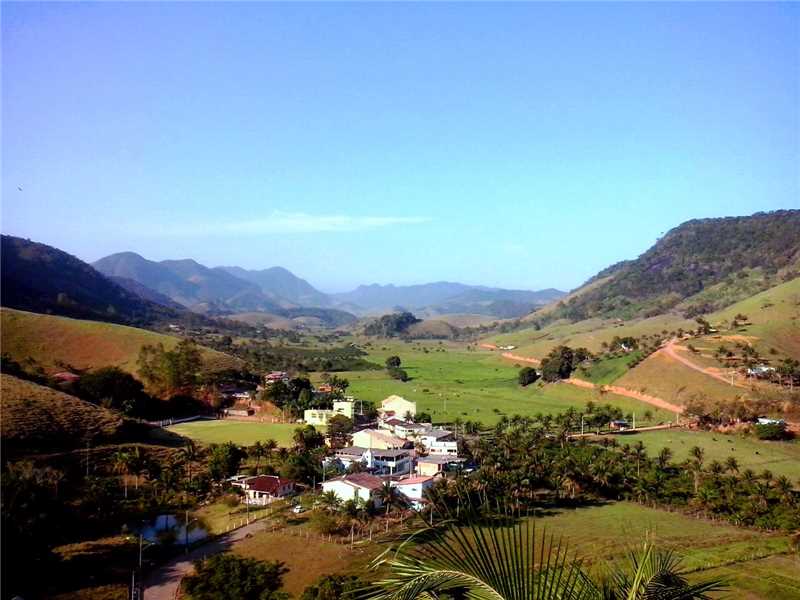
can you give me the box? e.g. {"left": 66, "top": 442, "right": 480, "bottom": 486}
{"left": 92, "top": 252, "right": 563, "bottom": 319}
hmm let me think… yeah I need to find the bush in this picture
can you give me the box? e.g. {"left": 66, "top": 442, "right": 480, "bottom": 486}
{"left": 301, "top": 574, "right": 362, "bottom": 600}
{"left": 388, "top": 367, "right": 409, "bottom": 382}
{"left": 518, "top": 367, "right": 540, "bottom": 387}
{"left": 309, "top": 511, "right": 340, "bottom": 535}
{"left": 753, "top": 422, "right": 789, "bottom": 440}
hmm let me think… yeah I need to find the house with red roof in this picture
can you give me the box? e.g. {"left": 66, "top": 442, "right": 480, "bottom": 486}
{"left": 231, "top": 475, "right": 295, "bottom": 506}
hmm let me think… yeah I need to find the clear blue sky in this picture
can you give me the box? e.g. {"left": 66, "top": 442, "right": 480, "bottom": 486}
{"left": 3, "top": 2, "right": 798, "bottom": 293}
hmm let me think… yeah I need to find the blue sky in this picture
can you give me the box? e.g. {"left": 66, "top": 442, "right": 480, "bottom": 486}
{"left": 3, "top": 2, "right": 798, "bottom": 293}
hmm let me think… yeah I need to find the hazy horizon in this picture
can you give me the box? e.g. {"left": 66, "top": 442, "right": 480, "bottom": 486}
{"left": 3, "top": 3, "right": 798, "bottom": 292}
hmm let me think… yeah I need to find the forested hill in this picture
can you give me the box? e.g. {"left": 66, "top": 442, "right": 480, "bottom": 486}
{"left": 0, "top": 235, "right": 182, "bottom": 326}
{"left": 551, "top": 209, "right": 800, "bottom": 321}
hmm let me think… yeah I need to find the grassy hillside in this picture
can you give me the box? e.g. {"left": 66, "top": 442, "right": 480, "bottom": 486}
{"left": 167, "top": 421, "right": 308, "bottom": 446}
{"left": 1, "top": 308, "right": 241, "bottom": 374}
{"left": 1, "top": 374, "right": 124, "bottom": 451}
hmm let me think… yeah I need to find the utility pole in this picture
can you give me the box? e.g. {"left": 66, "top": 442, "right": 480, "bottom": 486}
{"left": 185, "top": 509, "right": 190, "bottom": 553}
{"left": 633, "top": 413, "right": 636, "bottom": 430}
{"left": 139, "top": 534, "right": 143, "bottom": 568}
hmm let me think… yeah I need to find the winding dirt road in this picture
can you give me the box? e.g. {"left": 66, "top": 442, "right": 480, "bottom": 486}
{"left": 662, "top": 339, "right": 741, "bottom": 387}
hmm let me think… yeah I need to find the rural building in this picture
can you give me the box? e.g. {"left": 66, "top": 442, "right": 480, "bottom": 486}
{"left": 418, "top": 429, "right": 458, "bottom": 455}
{"left": 332, "top": 446, "right": 368, "bottom": 469}
{"left": 609, "top": 420, "right": 630, "bottom": 430}
{"left": 379, "top": 395, "right": 417, "bottom": 419}
{"left": 365, "top": 448, "right": 412, "bottom": 475}
{"left": 322, "top": 473, "right": 385, "bottom": 507}
{"left": 351, "top": 428, "right": 407, "bottom": 450}
{"left": 390, "top": 475, "right": 435, "bottom": 509}
{"left": 304, "top": 399, "right": 355, "bottom": 426}
{"left": 379, "top": 418, "right": 430, "bottom": 439}
{"left": 231, "top": 475, "right": 295, "bottom": 505}
{"left": 416, "top": 455, "right": 466, "bottom": 477}
{"left": 264, "top": 371, "right": 289, "bottom": 386}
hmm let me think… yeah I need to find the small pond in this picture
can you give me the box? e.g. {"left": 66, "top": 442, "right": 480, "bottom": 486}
{"left": 135, "top": 513, "right": 209, "bottom": 546}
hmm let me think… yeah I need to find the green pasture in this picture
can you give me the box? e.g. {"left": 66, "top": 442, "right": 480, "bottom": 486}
{"left": 341, "top": 340, "right": 674, "bottom": 425}
{"left": 619, "top": 428, "right": 800, "bottom": 481}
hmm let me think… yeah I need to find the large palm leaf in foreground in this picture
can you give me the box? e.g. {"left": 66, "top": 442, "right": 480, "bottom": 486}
{"left": 366, "top": 517, "right": 725, "bottom": 600}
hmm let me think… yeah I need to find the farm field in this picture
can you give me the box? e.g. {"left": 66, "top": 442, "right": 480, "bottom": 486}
{"left": 532, "top": 502, "right": 799, "bottom": 599}
{"left": 573, "top": 352, "right": 643, "bottom": 385}
{"left": 167, "top": 420, "right": 313, "bottom": 447}
{"left": 617, "top": 428, "right": 800, "bottom": 481}
{"left": 0, "top": 308, "right": 240, "bottom": 374}
{"left": 233, "top": 527, "right": 383, "bottom": 597}
{"left": 340, "top": 340, "right": 675, "bottom": 425}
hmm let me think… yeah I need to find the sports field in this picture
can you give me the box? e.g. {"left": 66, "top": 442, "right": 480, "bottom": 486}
{"left": 167, "top": 420, "right": 311, "bottom": 446}
{"left": 619, "top": 428, "right": 800, "bottom": 481}
{"left": 340, "top": 340, "right": 674, "bottom": 426}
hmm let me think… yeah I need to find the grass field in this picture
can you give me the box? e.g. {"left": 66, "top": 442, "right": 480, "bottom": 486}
{"left": 167, "top": 420, "right": 314, "bottom": 447}
{"left": 0, "top": 308, "right": 241, "bottom": 374}
{"left": 341, "top": 341, "right": 674, "bottom": 425}
{"left": 234, "top": 528, "right": 382, "bottom": 597}
{"left": 574, "top": 352, "right": 642, "bottom": 385}
{"left": 617, "top": 428, "right": 800, "bottom": 480}
{"left": 532, "top": 502, "right": 799, "bottom": 599}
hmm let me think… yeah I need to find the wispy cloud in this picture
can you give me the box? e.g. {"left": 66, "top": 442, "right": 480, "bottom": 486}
{"left": 137, "top": 212, "right": 431, "bottom": 236}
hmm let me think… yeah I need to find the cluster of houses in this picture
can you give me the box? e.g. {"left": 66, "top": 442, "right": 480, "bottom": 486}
{"left": 230, "top": 394, "right": 466, "bottom": 512}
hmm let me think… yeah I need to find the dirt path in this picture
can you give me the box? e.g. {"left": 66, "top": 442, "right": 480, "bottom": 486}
{"left": 143, "top": 520, "right": 266, "bottom": 600}
{"left": 501, "top": 352, "right": 541, "bottom": 365}
{"left": 565, "top": 378, "right": 684, "bottom": 414}
{"left": 662, "top": 339, "right": 742, "bottom": 387}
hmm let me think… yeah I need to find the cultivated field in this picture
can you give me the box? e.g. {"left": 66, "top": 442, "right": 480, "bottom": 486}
{"left": 341, "top": 341, "right": 674, "bottom": 425}
{"left": 618, "top": 428, "right": 800, "bottom": 481}
{"left": 167, "top": 420, "right": 313, "bottom": 447}
{"left": 0, "top": 308, "right": 240, "bottom": 374}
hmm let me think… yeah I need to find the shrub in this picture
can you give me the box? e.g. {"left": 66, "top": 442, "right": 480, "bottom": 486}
{"left": 183, "top": 554, "right": 289, "bottom": 600}
{"left": 753, "top": 422, "right": 789, "bottom": 440}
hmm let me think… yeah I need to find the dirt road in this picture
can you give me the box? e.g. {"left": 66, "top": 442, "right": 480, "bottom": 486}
{"left": 564, "top": 378, "right": 684, "bottom": 414}
{"left": 662, "top": 339, "right": 741, "bottom": 387}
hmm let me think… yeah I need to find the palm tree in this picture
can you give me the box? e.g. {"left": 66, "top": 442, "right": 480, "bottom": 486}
{"left": 688, "top": 446, "right": 705, "bottom": 495}
{"left": 251, "top": 441, "right": 265, "bottom": 474}
{"left": 366, "top": 518, "right": 725, "bottom": 600}
{"left": 318, "top": 490, "right": 342, "bottom": 513}
{"left": 375, "top": 482, "right": 406, "bottom": 516}
{"left": 656, "top": 447, "right": 673, "bottom": 471}
{"left": 724, "top": 456, "right": 739, "bottom": 475}
{"left": 111, "top": 450, "right": 132, "bottom": 498}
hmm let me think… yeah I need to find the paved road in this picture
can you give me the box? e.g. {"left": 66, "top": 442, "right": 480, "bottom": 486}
{"left": 143, "top": 520, "right": 265, "bottom": 600}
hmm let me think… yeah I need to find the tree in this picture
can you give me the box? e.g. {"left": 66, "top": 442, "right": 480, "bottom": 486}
{"left": 540, "top": 346, "right": 576, "bottom": 382}
{"left": 301, "top": 574, "right": 362, "bottom": 600}
{"left": 79, "top": 367, "right": 149, "bottom": 415}
{"left": 385, "top": 356, "right": 402, "bottom": 369}
{"left": 137, "top": 339, "right": 202, "bottom": 395}
{"left": 387, "top": 367, "right": 410, "bottom": 382}
{"left": 375, "top": 482, "right": 406, "bottom": 516}
{"left": 207, "top": 442, "right": 246, "bottom": 481}
{"left": 327, "top": 415, "right": 354, "bottom": 449}
{"left": 518, "top": 367, "right": 540, "bottom": 387}
{"left": 183, "top": 554, "right": 289, "bottom": 600}
{"left": 293, "top": 425, "right": 325, "bottom": 452}
{"left": 111, "top": 450, "right": 132, "bottom": 498}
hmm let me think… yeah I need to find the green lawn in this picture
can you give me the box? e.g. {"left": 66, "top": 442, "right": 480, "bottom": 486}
{"left": 341, "top": 341, "right": 673, "bottom": 425}
{"left": 167, "top": 420, "right": 314, "bottom": 447}
{"left": 619, "top": 429, "right": 800, "bottom": 481}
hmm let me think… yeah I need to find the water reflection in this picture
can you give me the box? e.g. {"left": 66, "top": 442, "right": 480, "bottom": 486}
{"left": 136, "top": 513, "right": 208, "bottom": 546}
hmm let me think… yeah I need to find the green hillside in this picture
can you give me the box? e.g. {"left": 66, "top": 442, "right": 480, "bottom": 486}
{"left": 1, "top": 308, "right": 241, "bottom": 375}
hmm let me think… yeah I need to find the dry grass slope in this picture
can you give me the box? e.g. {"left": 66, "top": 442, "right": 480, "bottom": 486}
{"left": 1, "top": 307, "right": 241, "bottom": 374}
{"left": 0, "top": 373, "right": 123, "bottom": 451}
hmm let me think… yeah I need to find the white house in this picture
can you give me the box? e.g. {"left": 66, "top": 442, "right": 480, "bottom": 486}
{"left": 351, "top": 428, "right": 407, "bottom": 450}
{"left": 231, "top": 475, "right": 295, "bottom": 506}
{"left": 322, "top": 473, "right": 385, "bottom": 507}
{"left": 332, "top": 446, "right": 368, "bottom": 469}
{"left": 365, "top": 448, "right": 412, "bottom": 475}
{"left": 380, "top": 395, "right": 417, "bottom": 419}
{"left": 304, "top": 399, "right": 355, "bottom": 426}
{"left": 391, "top": 475, "right": 435, "bottom": 510}
{"left": 419, "top": 429, "right": 458, "bottom": 455}
{"left": 380, "top": 418, "right": 430, "bottom": 439}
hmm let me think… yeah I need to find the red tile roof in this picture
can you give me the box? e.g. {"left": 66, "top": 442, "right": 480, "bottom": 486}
{"left": 243, "top": 475, "right": 294, "bottom": 494}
